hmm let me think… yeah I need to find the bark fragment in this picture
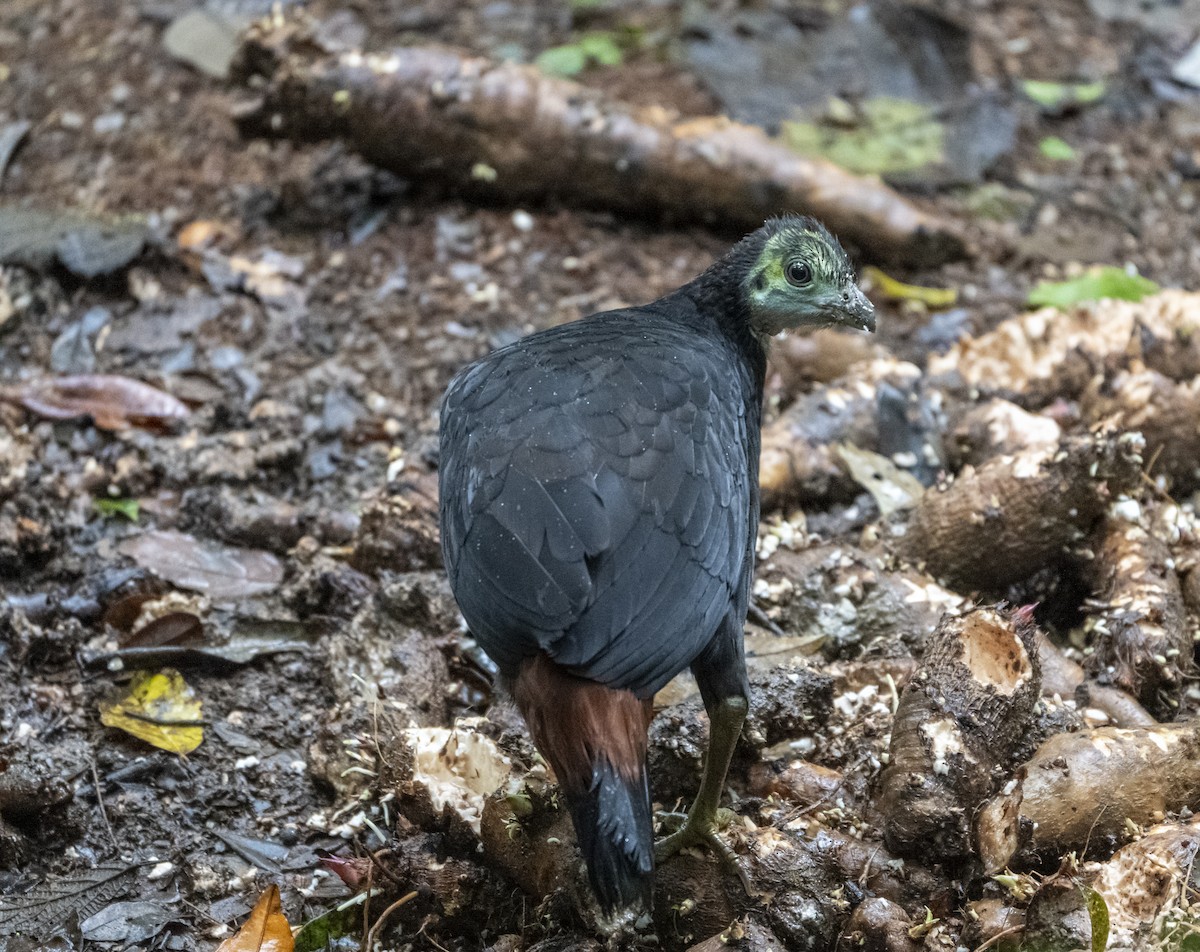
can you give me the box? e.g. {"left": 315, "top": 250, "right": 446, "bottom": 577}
{"left": 350, "top": 470, "right": 442, "bottom": 574}
{"left": 232, "top": 20, "right": 966, "bottom": 266}
{"left": 771, "top": 329, "right": 889, "bottom": 396}
{"left": 687, "top": 918, "right": 787, "bottom": 952}
{"left": 1086, "top": 819, "right": 1200, "bottom": 948}
{"left": 960, "top": 899, "right": 1024, "bottom": 952}
{"left": 897, "top": 430, "right": 1144, "bottom": 591}
{"left": 945, "top": 398, "right": 1061, "bottom": 471}
{"left": 876, "top": 607, "right": 1041, "bottom": 860}
{"left": 1035, "top": 630, "right": 1155, "bottom": 728}
{"left": 976, "top": 719, "right": 1200, "bottom": 873}
{"left": 757, "top": 543, "right": 960, "bottom": 657}
{"left": 1083, "top": 368, "right": 1200, "bottom": 493}
{"left": 748, "top": 760, "right": 845, "bottom": 811}
{"left": 927, "top": 290, "right": 1200, "bottom": 399}
{"left": 835, "top": 898, "right": 922, "bottom": 952}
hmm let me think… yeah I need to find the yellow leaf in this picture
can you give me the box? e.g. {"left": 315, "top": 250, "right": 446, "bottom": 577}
{"left": 863, "top": 266, "right": 957, "bottom": 308}
{"left": 99, "top": 669, "right": 203, "bottom": 755}
{"left": 216, "top": 885, "right": 294, "bottom": 952}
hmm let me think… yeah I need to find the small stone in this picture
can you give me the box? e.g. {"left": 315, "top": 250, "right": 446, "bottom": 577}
{"left": 1173, "top": 41, "right": 1200, "bottom": 89}
{"left": 511, "top": 209, "right": 534, "bottom": 232}
{"left": 92, "top": 112, "right": 126, "bottom": 134}
{"left": 162, "top": 9, "right": 242, "bottom": 79}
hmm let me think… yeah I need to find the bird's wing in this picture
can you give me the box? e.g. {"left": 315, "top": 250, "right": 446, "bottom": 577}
{"left": 439, "top": 315, "right": 752, "bottom": 697}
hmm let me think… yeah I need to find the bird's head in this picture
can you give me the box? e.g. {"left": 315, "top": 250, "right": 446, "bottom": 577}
{"left": 742, "top": 217, "right": 875, "bottom": 337}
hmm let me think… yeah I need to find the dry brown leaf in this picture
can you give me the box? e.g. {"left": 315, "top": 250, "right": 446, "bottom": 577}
{"left": 3, "top": 374, "right": 190, "bottom": 431}
{"left": 123, "top": 611, "right": 204, "bottom": 648}
{"left": 118, "top": 530, "right": 283, "bottom": 600}
{"left": 215, "top": 885, "right": 293, "bottom": 952}
{"left": 177, "top": 219, "right": 229, "bottom": 252}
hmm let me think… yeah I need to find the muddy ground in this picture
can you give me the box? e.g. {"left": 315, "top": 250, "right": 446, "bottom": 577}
{"left": 1, "top": 0, "right": 1199, "bottom": 950}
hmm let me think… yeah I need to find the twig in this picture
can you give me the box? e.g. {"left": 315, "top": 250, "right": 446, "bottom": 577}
{"left": 369, "top": 847, "right": 406, "bottom": 889}
{"left": 417, "top": 918, "right": 452, "bottom": 952}
{"left": 975, "top": 925, "right": 1025, "bottom": 951}
{"left": 361, "top": 854, "right": 375, "bottom": 946}
{"left": 118, "top": 711, "right": 209, "bottom": 728}
{"left": 89, "top": 753, "right": 118, "bottom": 849}
{"left": 364, "top": 890, "right": 419, "bottom": 952}
{"left": 747, "top": 601, "right": 788, "bottom": 638}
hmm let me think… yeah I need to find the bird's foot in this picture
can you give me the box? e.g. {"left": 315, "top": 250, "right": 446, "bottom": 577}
{"left": 654, "top": 809, "right": 753, "bottom": 895}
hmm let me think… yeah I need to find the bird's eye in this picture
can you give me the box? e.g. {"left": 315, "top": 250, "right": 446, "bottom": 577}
{"left": 785, "top": 260, "right": 812, "bottom": 287}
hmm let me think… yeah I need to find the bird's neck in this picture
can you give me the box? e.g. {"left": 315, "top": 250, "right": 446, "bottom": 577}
{"left": 675, "top": 245, "right": 769, "bottom": 402}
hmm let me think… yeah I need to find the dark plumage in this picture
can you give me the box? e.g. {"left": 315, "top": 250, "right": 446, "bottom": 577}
{"left": 438, "top": 216, "right": 873, "bottom": 914}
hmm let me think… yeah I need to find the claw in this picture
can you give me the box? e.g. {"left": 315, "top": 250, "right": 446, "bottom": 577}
{"left": 654, "top": 810, "right": 755, "bottom": 896}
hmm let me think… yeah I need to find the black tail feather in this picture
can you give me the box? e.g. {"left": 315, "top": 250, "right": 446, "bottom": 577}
{"left": 568, "top": 758, "right": 654, "bottom": 913}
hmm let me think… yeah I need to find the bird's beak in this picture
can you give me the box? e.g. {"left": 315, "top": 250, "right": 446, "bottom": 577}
{"left": 844, "top": 285, "right": 876, "bottom": 333}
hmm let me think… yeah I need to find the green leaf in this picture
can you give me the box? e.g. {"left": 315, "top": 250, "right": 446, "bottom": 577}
{"left": 781, "top": 97, "right": 945, "bottom": 175}
{"left": 94, "top": 497, "right": 139, "bottom": 521}
{"left": 1180, "top": 932, "right": 1200, "bottom": 952}
{"left": 1028, "top": 267, "right": 1160, "bottom": 309}
{"left": 535, "top": 44, "right": 587, "bottom": 76}
{"left": 579, "top": 32, "right": 623, "bottom": 67}
{"left": 536, "top": 32, "right": 623, "bottom": 76}
{"left": 1039, "top": 136, "right": 1076, "bottom": 160}
{"left": 1081, "top": 885, "right": 1109, "bottom": 952}
{"left": 1021, "top": 78, "right": 1106, "bottom": 111}
{"left": 293, "top": 899, "right": 363, "bottom": 952}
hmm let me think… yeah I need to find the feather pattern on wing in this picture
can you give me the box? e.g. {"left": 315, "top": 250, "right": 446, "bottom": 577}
{"left": 439, "top": 297, "right": 760, "bottom": 698}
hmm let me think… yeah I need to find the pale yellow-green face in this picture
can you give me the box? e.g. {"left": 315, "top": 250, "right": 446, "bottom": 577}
{"left": 743, "top": 226, "right": 874, "bottom": 336}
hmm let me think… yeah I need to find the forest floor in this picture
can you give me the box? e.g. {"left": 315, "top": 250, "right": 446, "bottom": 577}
{"left": 1, "top": 0, "right": 1199, "bottom": 950}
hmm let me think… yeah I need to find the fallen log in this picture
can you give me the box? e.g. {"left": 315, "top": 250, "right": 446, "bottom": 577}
{"left": 232, "top": 20, "right": 966, "bottom": 266}
{"left": 897, "top": 430, "right": 1144, "bottom": 592}
{"left": 1085, "top": 513, "right": 1192, "bottom": 716}
{"left": 876, "top": 607, "right": 1041, "bottom": 861}
{"left": 976, "top": 718, "right": 1200, "bottom": 873}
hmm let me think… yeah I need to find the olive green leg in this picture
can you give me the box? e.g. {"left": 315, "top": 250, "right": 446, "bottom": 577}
{"left": 654, "top": 695, "right": 752, "bottom": 893}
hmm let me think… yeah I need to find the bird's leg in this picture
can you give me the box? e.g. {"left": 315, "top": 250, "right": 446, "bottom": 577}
{"left": 654, "top": 694, "right": 752, "bottom": 892}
